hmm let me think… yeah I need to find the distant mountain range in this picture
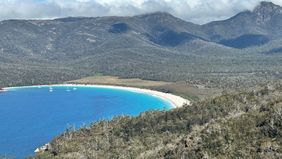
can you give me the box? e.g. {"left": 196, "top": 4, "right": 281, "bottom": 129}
{"left": 0, "top": 1, "right": 282, "bottom": 88}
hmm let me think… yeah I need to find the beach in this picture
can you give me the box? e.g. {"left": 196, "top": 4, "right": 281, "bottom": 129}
{"left": 70, "top": 84, "right": 191, "bottom": 108}
{"left": 4, "top": 84, "right": 190, "bottom": 108}
{"left": 0, "top": 88, "right": 6, "bottom": 92}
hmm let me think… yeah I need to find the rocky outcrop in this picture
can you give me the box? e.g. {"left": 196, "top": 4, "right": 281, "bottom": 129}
{"left": 34, "top": 143, "right": 52, "bottom": 153}
{"left": 254, "top": 1, "right": 282, "bottom": 25}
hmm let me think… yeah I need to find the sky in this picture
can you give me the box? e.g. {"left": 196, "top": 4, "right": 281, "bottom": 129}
{"left": 0, "top": 0, "right": 281, "bottom": 24}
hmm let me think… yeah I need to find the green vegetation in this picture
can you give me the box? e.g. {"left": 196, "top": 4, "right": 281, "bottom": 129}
{"left": 1, "top": 3, "right": 282, "bottom": 158}
{"left": 1, "top": 4, "right": 282, "bottom": 90}
{"left": 33, "top": 84, "right": 282, "bottom": 159}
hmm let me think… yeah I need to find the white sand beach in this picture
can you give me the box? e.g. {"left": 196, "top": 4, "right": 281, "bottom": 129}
{"left": 4, "top": 84, "right": 191, "bottom": 108}
{"left": 0, "top": 88, "right": 6, "bottom": 92}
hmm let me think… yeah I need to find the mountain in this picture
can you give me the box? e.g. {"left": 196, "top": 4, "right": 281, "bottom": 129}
{"left": 1, "top": 2, "right": 282, "bottom": 58}
{"left": 202, "top": 1, "right": 282, "bottom": 48}
{"left": 0, "top": 2, "right": 282, "bottom": 88}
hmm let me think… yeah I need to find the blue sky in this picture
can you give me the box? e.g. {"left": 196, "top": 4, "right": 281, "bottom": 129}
{"left": 0, "top": 0, "right": 281, "bottom": 24}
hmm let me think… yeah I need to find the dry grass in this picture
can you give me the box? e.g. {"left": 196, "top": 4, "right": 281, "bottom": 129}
{"left": 68, "top": 76, "right": 170, "bottom": 87}
{"left": 68, "top": 76, "right": 220, "bottom": 101}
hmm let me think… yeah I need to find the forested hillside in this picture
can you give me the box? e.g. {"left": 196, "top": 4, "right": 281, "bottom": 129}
{"left": 33, "top": 84, "right": 282, "bottom": 159}
{"left": 1, "top": 2, "right": 282, "bottom": 89}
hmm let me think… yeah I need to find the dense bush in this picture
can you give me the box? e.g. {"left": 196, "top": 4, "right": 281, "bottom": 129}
{"left": 33, "top": 85, "right": 282, "bottom": 159}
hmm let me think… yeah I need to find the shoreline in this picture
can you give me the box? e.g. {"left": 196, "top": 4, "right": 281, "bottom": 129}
{"left": 0, "top": 88, "right": 6, "bottom": 92}
{"left": 4, "top": 84, "right": 190, "bottom": 108}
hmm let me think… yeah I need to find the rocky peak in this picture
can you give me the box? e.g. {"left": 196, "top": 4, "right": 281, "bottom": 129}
{"left": 253, "top": 1, "right": 282, "bottom": 24}
{"left": 134, "top": 12, "right": 179, "bottom": 23}
{"left": 137, "top": 12, "right": 174, "bottom": 18}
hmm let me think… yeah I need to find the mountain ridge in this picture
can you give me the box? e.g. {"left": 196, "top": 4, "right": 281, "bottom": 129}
{"left": 0, "top": 1, "right": 282, "bottom": 88}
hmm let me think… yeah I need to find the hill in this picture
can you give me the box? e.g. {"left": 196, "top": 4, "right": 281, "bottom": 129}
{"left": 0, "top": 2, "right": 282, "bottom": 89}
{"left": 33, "top": 84, "right": 282, "bottom": 159}
{"left": 202, "top": 1, "right": 282, "bottom": 48}
{"left": 1, "top": 2, "right": 282, "bottom": 158}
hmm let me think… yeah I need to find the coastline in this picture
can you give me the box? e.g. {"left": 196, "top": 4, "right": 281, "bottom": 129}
{"left": 4, "top": 84, "right": 190, "bottom": 108}
{"left": 0, "top": 88, "right": 6, "bottom": 92}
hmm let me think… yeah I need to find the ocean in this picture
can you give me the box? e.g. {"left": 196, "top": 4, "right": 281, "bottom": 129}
{"left": 0, "top": 85, "right": 172, "bottom": 158}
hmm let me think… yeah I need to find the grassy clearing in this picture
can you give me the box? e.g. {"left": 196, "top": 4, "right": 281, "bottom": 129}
{"left": 68, "top": 76, "right": 220, "bottom": 101}
{"left": 68, "top": 75, "right": 170, "bottom": 88}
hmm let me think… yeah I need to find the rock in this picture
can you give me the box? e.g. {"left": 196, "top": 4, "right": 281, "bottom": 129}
{"left": 34, "top": 143, "right": 51, "bottom": 153}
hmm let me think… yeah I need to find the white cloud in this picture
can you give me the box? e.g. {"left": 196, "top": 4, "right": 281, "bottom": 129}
{"left": 0, "top": 0, "right": 281, "bottom": 24}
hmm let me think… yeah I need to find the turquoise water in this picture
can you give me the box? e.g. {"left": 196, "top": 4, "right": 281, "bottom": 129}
{"left": 0, "top": 85, "right": 172, "bottom": 158}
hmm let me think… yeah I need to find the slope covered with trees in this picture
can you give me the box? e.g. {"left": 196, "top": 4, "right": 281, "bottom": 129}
{"left": 34, "top": 84, "right": 282, "bottom": 159}
{"left": 1, "top": 2, "right": 282, "bottom": 89}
